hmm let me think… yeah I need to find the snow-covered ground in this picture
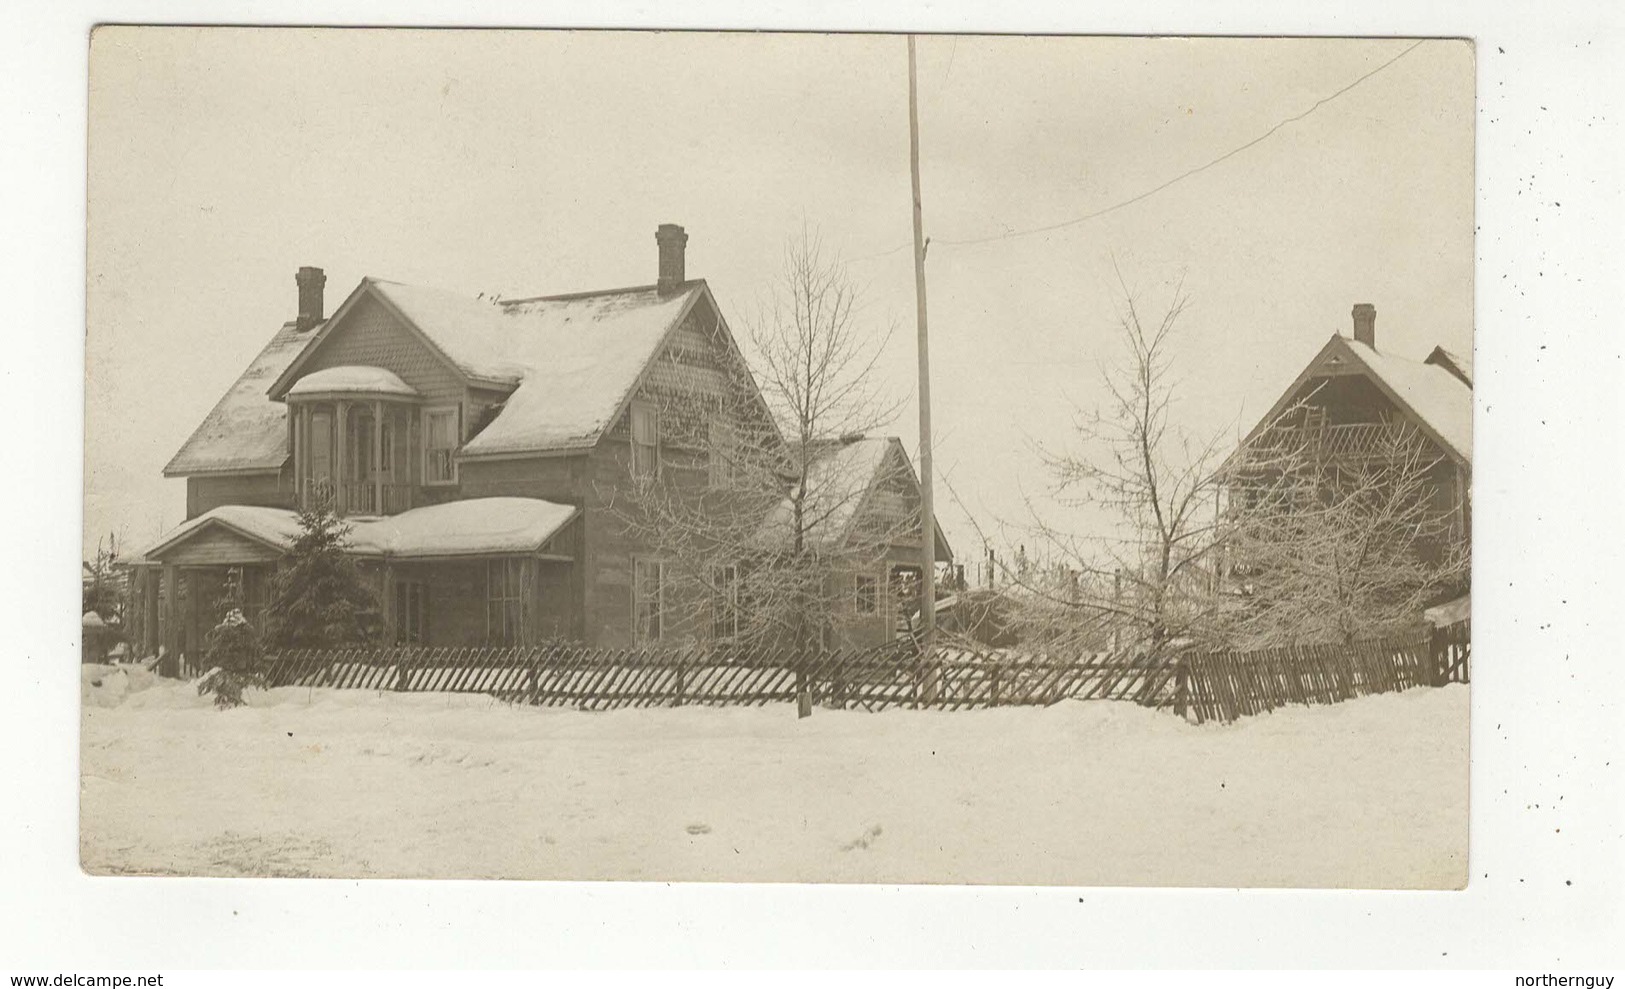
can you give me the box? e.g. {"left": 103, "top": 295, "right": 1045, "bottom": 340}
{"left": 79, "top": 665, "right": 1468, "bottom": 887}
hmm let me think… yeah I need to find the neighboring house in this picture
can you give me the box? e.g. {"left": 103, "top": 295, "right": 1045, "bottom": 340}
{"left": 752, "top": 435, "right": 954, "bottom": 651}
{"left": 1226, "top": 301, "right": 1472, "bottom": 571}
{"left": 126, "top": 225, "right": 947, "bottom": 662}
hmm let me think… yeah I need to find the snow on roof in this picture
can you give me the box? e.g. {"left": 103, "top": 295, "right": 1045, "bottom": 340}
{"left": 754, "top": 437, "right": 895, "bottom": 550}
{"left": 137, "top": 498, "right": 578, "bottom": 563}
{"left": 287, "top": 364, "right": 419, "bottom": 398}
{"left": 367, "top": 280, "right": 527, "bottom": 382}
{"left": 163, "top": 322, "right": 314, "bottom": 476}
{"left": 1423, "top": 593, "right": 1470, "bottom": 627}
{"left": 139, "top": 504, "right": 309, "bottom": 561}
{"left": 371, "top": 279, "right": 706, "bottom": 455}
{"left": 1426, "top": 346, "right": 1474, "bottom": 387}
{"left": 1346, "top": 339, "right": 1473, "bottom": 465}
{"left": 348, "top": 497, "right": 578, "bottom": 559}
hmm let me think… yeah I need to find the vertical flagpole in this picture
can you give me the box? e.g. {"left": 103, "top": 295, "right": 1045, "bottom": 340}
{"left": 907, "top": 35, "right": 936, "bottom": 655}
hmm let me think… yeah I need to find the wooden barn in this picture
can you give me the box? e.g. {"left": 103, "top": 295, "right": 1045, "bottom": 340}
{"left": 125, "top": 225, "right": 947, "bottom": 666}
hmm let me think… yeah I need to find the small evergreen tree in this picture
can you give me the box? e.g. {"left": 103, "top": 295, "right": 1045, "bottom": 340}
{"left": 262, "top": 501, "right": 381, "bottom": 650}
{"left": 197, "top": 569, "right": 266, "bottom": 709}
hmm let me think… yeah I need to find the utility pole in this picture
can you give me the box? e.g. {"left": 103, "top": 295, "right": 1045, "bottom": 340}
{"left": 907, "top": 35, "right": 936, "bottom": 656}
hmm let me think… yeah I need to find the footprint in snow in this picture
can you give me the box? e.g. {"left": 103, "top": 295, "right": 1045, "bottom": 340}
{"left": 840, "top": 824, "right": 883, "bottom": 852}
{"left": 685, "top": 823, "right": 712, "bottom": 835}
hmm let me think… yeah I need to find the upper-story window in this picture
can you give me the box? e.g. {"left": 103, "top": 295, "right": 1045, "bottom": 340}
{"left": 708, "top": 417, "right": 738, "bottom": 489}
{"left": 423, "top": 406, "right": 459, "bottom": 485}
{"left": 630, "top": 403, "right": 660, "bottom": 480}
{"left": 309, "top": 411, "right": 334, "bottom": 485}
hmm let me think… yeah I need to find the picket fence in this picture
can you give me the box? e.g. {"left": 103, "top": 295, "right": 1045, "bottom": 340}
{"left": 241, "top": 621, "right": 1467, "bottom": 723}
{"left": 257, "top": 644, "right": 1179, "bottom": 712}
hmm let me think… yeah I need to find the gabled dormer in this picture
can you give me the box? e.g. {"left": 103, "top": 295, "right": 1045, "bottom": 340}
{"left": 266, "top": 275, "right": 513, "bottom": 516}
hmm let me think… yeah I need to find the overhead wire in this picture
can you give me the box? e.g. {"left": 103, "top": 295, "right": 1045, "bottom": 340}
{"left": 846, "top": 39, "right": 1426, "bottom": 262}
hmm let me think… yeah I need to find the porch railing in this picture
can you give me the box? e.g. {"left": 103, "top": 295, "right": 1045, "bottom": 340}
{"left": 1249, "top": 422, "right": 1419, "bottom": 461}
{"left": 339, "top": 481, "right": 413, "bottom": 516}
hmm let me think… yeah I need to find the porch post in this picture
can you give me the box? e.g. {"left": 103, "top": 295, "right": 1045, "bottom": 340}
{"left": 335, "top": 400, "right": 350, "bottom": 515}
{"left": 297, "top": 403, "right": 311, "bottom": 507}
{"left": 183, "top": 569, "right": 201, "bottom": 673}
{"left": 374, "top": 398, "right": 385, "bottom": 514}
{"left": 142, "top": 567, "right": 160, "bottom": 656}
{"left": 161, "top": 563, "right": 180, "bottom": 672}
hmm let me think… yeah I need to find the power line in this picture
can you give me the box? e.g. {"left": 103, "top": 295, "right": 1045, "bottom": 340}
{"left": 847, "top": 39, "right": 1425, "bottom": 262}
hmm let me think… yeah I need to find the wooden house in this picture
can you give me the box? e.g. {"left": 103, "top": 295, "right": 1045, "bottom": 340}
{"left": 125, "top": 225, "right": 949, "bottom": 666}
{"left": 1228, "top": 302, "right": 1472, "bottom": 567}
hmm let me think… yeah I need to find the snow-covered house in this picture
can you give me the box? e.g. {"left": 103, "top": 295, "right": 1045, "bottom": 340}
{"left": 753, "top": 435, "right": 954, "bottom": 650}
{"left": 1229, "top": 302, "right": 1473, "bottom": 560}
{"left": 127, "top": 225, "right": 946, "bottom": 662}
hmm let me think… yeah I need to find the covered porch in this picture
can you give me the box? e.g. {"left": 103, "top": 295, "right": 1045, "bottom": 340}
{"left": 128, "top": 498, "right": 583, "bottom": 672}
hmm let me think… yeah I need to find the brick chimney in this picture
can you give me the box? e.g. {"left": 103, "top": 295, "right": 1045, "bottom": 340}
{"left": 1351, "top": 303, "right": 1376, "bottom": 349}
{"left": 656, "top": 224, "right": 688, "bottom": 295}
{"left": 295, "top": 266, "right": 326, "bottom": 332}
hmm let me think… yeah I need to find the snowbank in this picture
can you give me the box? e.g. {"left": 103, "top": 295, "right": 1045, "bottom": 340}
{"left": 80, "top": 681, "right": 1468, "bottom": 887}
{"left": 81, "top": 663, "right": 161, "bottom": 709}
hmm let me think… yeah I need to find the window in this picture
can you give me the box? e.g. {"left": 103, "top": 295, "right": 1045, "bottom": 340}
{"left": 309, "top": 411, "right": 333, "bottom": 484}
{"left": 423, "top": 407, "right": 459, "bottom": 484}
{"left": 711, "top": 564, "right": 740, "bottom": 642}
{"left": 855, "top": 574, "right": 878, "bottom": 615}
{"left": 633, "top": 558, "right": 665, "bottom": 644}
{"left": 630, "top": 403, "right": 659, "bottom": 480}
{"left": 708, "top": 417, "right": 738, "bottom": 489}
{"left": 379, "top": 419, "right": 393, "bottom": 474}
{"left": 394, "top": 581, "right": 428, "bottom": 645}
{"left": 486, "top": 559, "right": 527, "bottom": 646}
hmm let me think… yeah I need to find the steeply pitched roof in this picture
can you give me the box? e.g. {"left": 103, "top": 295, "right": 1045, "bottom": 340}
{"left": 1345, "top": 338, "right": 1473, "bottom": 465}
{"left": 169, "top": 276, "right": 716, "bottom": 474}
{"left": 755, "top": 437, "right": 894, "bottom": 551}
{"left": 1240, "top": 333, "right": 1473, "bottom": 468}
{"left": 136, "top": 498, "right": 579, "bottom": 563}
{"left": 754, "top": 436, "right": 953, "bottom": 561}
{"left": 163, "top": 322, "right": 312, "bottom": 476}
{"left": 1425, "top": 345, "right": 1474, "bottom": 388}
{"left": 368, "top": 277, "right": 710, "bottom": 455}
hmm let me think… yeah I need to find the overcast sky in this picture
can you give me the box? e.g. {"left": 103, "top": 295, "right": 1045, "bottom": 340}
{"left": 84, "top": 29, "right": 1473, "bottom": 561}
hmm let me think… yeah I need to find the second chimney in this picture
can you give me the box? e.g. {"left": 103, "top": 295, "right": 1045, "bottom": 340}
{"left": 296, "top": 266, "right": 326, "bottom": 332}
{"left": 656, "top": 223, "right": 688, "bottom": 295}
{"left": 1351, "top": 303, "right": 1376, "bottom": 349}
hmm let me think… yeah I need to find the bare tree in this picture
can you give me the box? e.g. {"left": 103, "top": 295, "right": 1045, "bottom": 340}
{"left": 603, "top": 229, "right": 909, "bottom": 652}
{"left": 1006, "top": 277, "right": 1234, "bottom": 657}
{"left": 1220, "top": 422, "right": 1470, "bottom": 646}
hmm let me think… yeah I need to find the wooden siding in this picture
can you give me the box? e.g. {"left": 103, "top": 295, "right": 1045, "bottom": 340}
{"left": 156, "top": 526, "right": 282, "bottom": 567}
{"left": 387, "top": 556, "right": 581, "bottom": 648}
{"left": 187, "top": 470, "right": 292, "bottom": 519}
{"left": 298, "top": 293, "right": 468, "bottom": 409}
{"left": 293, "top": 292, "right": 512, "bottom": 501}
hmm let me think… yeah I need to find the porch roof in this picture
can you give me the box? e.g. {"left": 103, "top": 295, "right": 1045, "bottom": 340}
{"left": 134, "top": 497, "right": 579, "bottom": 565}
{"left": 287, "top": 364, "right": 419, "bottom": 399}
